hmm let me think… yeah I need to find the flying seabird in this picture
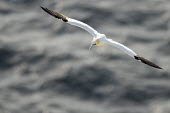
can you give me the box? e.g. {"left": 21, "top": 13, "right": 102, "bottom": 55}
{"left": 41, "top": 6, "right": 162, "bottom": 69}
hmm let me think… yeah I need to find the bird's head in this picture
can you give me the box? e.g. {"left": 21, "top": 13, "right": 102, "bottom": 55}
{"left": 89, "top": 38, "right": 105, "bottom": 50}
{"left": 89, "top": 38, "right": 97, "bottom": 50}
{"left": 92, "top": 38, "right": 98, "bottom": 45}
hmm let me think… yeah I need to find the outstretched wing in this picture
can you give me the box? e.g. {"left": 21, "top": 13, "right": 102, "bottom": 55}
{"left": 134, "top": 55, "right": 162, "bottom": 69}
{"left": 41, "top": 7, "right": 99, "bottom": 37}
{"left": 105, "top": 38, "right": 137, "bottom": 57}
{"left": 105, "top": 38, "right": 162, "bottom": 69}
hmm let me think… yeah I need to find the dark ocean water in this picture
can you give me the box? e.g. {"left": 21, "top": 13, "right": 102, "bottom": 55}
{"left": 0, "top": 0, "right": 170, "bottom": 113}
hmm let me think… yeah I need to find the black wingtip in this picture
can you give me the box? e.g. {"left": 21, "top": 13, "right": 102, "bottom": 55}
{"left": 134, "top": 55, "right": 163, "bottom": 69}
{"left": 40, "top": 6, "right": 45, "bottom": 10}
{"left": 40, "top": 6, "right": 47, "bottom": 13}
{"left": 40, "top": 6, "right": 68, "bottom": 22}
{"left": 40, "top": 6, "right": 49, "bottom": 13}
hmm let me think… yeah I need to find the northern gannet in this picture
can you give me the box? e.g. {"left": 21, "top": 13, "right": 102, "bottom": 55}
{"left": 41, "top": 7, "right": 162, "bottom": 69}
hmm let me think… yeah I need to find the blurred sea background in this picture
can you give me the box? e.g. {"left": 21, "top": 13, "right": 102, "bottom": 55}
{"left": 0, "top": 0, "right": 170, "bottom": 113}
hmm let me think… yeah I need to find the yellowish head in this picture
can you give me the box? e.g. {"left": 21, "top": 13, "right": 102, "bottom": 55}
{"left": 95, "top": 39, "right": 105, "bottom": 46}
{"left": 89, "top": 38, "right": 105, "bottom": 50}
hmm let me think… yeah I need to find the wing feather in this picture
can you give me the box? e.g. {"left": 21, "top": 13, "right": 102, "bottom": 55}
{"left": 105, "top": 38, "right": 162, "bottom": 69}
{"left": 134, "top": 55, "right": 162, "bottom": 69}
{"left": 67, "top": 18, "right": 99, "bottom": 37}
{"left": 41, "top": 6, "right": 99, "bottom": 37}
{"left": 41, "top": 7, "right": 68, "bottom": 22}
{"left": 105, "top": 38, "right": 137, "bottom": 57}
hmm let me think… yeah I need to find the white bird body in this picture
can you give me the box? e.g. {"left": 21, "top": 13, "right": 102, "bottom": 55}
{"left": 41, "top": 7, "right": 162, "bottom": 69}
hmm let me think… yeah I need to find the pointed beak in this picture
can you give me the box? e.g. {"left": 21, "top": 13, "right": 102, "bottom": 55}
{"left": 89, "top": 43, "right": 96, "bottom": 51}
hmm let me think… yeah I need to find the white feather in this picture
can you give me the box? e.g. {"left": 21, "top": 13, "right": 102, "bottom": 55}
{"left": 67, "top": 18, "right": 99, "bottom": 37}
{"left": 104, "top": 38, "right": 137, "bottom": 57}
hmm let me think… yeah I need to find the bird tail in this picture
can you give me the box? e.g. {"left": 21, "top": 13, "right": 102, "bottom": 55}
{"left": 134, "top": 55, "right": 162, "bottom": 69}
